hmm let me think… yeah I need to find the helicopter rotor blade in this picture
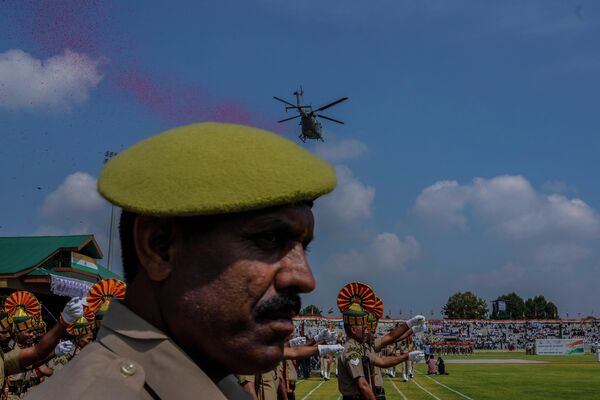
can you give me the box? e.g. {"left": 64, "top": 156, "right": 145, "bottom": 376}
{"left": 277, "top": 115, "right": 301, "bottom": 123}
{"left": 273, "top": 96, "right": 297, "bottom": 108}
{"left": 317, "top": 114, "right": 344, "bottom": 124}
{"left": 314, "top": 97, "right": 348, "bottom": 112}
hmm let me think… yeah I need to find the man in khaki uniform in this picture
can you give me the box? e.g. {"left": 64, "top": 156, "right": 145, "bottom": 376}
{"left": 0, "top": 296, "right": 81, "bottom": 399}
{"left": 26, "top": 122, "right": 337, "bottom": 400}
{"left": 336, "top": 283, "right": 425, "bottom": 400}
{"left": 237, "top": 365, "right": 283, "bottom": 400}
{"left": 282, "top": 359, "right": 297, "bottom": 400}
{"left": 366, "top": 298, "right": 426, "bottom": 399}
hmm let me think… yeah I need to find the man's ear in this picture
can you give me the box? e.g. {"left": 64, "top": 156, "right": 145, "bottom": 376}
{"left": 133, "top": 216, "right": 177, "bottom": 281}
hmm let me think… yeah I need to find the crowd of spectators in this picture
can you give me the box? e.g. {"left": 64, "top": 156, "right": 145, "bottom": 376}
{"left": 293, "top": 317, "right": 600, "bottom": 352}
{"left": 426, "top": 319, "right": 600, "bottom": 350}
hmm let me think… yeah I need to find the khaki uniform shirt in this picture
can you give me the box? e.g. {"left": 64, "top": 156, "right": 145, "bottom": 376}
{"left": 237, "top": 364, "right": 281, "bottom": 400}
{"left": 282, "top": 360, "right": 296, "bottom": 396}
{"left": 284, "top": 360, "right": 297, "bottom": 383}
{"left": 1, "top": 348, "right": 22, "bottom": 399}
{"left": 1, "top": 348, "right": 21, "bottom": 384}
{"left": 336, "top": 338, "right": 375, "bottom": 397}
{"left": 369, "top": 337, "right": 384, "bottom": 389}
{"left": 25, "top": 301, "right": 250, "bottom": 400}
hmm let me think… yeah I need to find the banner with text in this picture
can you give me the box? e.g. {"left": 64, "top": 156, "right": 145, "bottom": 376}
{"left": 535, "top": 338, "right": 584, "bottom": 355}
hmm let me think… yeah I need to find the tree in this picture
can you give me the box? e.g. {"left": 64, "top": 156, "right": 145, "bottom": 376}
{"left": 544, "top": 301, "right": 558, "bottom": 319}
{"left": 442, "top": 291, "right": 488, "bottom": 319}
{"left": 525, "top": 296, "right": 559, "bottom": 319}
{"left": 299, "top": 305, "right": 322, "bottom": 316}
{"left": 491, "top": 292, "right": 525, "bottom": 319}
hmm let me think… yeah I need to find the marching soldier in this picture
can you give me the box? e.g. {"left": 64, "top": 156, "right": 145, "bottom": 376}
{"left": 0, "top": 291, "right": 81, "bottom": 399}
{"left": 336, "top": 283, "right": 425, "bottom": 400}
{"left": 237, "top": 366, "right": 283, "bottom": 400}
{"left": 366, "top": 297, "right": 427, "bottom": 399}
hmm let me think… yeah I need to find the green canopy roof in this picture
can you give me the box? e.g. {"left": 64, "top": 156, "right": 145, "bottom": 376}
{"left": 0, "top": 235, "right": 104, "bottom": 275}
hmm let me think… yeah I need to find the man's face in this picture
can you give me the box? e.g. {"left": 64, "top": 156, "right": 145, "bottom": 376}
{"left": 350, "top": 325, "right": 367, "bottom": 343}
{"left": 0, "top": 329, "right": 10, "bottom": 343}
{"left": 160, "top": 204, "right": 316, "bottom": 374}
{"left": 17, "top": 329, "right": 35, "bottom": 346}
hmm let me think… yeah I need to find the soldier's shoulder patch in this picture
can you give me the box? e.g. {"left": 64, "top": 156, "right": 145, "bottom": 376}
{"left": 346, "top": 344, "right": 363, "bottom": 362}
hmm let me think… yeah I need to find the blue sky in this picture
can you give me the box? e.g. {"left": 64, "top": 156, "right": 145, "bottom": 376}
{"left": 1, "top": 0, "right": 599, "bottom": 318}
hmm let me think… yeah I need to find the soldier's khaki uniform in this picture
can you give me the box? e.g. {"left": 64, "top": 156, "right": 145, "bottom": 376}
{"left": 237, "top": 364, "right": 281, "bottom": 400}
{"left": 399, "top": 339, "right": 414, "bottom": 379}
{"left": 24, "top": 302, "right": 249, "bottom": 400}
{"left": 337, "top": 338, "right": 375, "bottom": 399}
{"left": 6, "top": 368, "right": 42, "bottom": 399}
{"left": 282, "top": 359, "right": 297, "bottom": 400}
{"left": 1, "top": 348, "right": 21, "bottom": 399}
{"left": 369, "top": 337, "right": 384, "bottom": 392}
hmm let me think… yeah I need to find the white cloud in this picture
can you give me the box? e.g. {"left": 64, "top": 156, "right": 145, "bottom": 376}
{"left": 41, "top": 172, "right": 106, "bottom": 219}
{"left": 315, "top": 165, "right": 375, "bottom": 231}
{"left": 314, "top": 139, "right": 368, "bottom": 162}
{"left": 330, "top": 233, "right": 420, "bottom": 276}
{"left": 414, "top": 175, "right": 600, "bottom": 273}
{"left": 532, "top": 243, "right": 592, "bottom": 267}
{"left": 37, "top": 172, "right": 121, "bottom": 273}
{"left": 370, "top": 233, "right": 421, "bottom": 268}
{"left": 413, "top": 180, "right": 469, "bottom": 229}
{"left": 414, "top": 175, "right": 600, "bottom": 241}
{"left": 0, "top": 49, "right": 104, "bottom": 111}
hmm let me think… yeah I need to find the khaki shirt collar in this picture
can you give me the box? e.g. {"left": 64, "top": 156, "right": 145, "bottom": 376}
{"left": 98, "top": 301, "right": 248, "bottom": 400}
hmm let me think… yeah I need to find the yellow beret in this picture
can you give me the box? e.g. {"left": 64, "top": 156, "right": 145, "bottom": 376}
{"left": 98, "top": 122, "right": 336, "bottom": 216}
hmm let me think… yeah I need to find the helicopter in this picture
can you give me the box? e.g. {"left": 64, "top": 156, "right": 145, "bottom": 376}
{"left": 273, "top": 87, "right": 348, "bottom": 142}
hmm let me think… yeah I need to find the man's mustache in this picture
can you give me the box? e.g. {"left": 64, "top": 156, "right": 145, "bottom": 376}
{"left": 254, "top": 293, "right": 301, "bottom": 320}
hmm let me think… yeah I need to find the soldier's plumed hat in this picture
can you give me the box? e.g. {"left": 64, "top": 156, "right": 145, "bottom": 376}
{"left": 86, "top": 279, "right": 126, "bottom": 329}
{"left": 337, "top": 282, "right": 376, "bottom": 326}
{"left": 368, "top": 296, "right": 384, "bottom": 331}
{"left": 98, "top": 122, "right": 336, "bottom": 216}
{"left": 67, "top": 306, "right": 96, "bottom": 336}
{"left": 5, "top": 291, "right": 41, "bottom": 332}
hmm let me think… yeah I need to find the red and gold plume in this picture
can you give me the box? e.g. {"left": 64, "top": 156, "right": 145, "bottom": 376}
{"left": 86, "top": 279, "right": 126, "bottom": 314}
{"left": 4, "top": 291, "right": 41, "bottom": 320}
{"left": 371, "top": 296, "right": 384, "bottom": 320}
{"left": 337, "top": 282, "right": 376, "bottom": 313}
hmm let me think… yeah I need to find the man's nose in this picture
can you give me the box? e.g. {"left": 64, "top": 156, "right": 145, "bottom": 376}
{"left": 275, "top": 242, "right": 316, "bottom": 294}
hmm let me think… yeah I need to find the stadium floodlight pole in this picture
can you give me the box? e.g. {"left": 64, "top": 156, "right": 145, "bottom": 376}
{"left": 103, "top": 151, "right": 119, "bottom": 271}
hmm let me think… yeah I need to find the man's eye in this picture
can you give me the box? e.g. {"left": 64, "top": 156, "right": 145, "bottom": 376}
{"left": 255, "top": 233, "right": 283, "bottom": 247}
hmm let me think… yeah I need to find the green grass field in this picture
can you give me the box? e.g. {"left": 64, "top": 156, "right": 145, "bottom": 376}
{"left": 293, "top": 352, "right": 600, "bottom": 399}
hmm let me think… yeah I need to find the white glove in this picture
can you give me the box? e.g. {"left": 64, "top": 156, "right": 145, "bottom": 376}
{"left": 409, "top": 350, "right": 425, "bottom": 363}
{"left": 313, "top": 329, "right": 328, "bottom": 342}
{"left": 318, "top": 344, "right": 344, "bottom": 356}
{"left": 324, "top": 330, "right": 337, "bottom": 342}
{"left": 412, "top": 323, "right": 427, "bottom": 335}
{"left": 61, "top": 297, "right": 84, "bottom": 324}
{"left": 54, "top": 340, "right": 75, "bottom": 357}
{"left": 289, "top": 337, "right": 307, "bottom": 347}
{"left": 407, "top": 315, "right": 426, "bottom": 329}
